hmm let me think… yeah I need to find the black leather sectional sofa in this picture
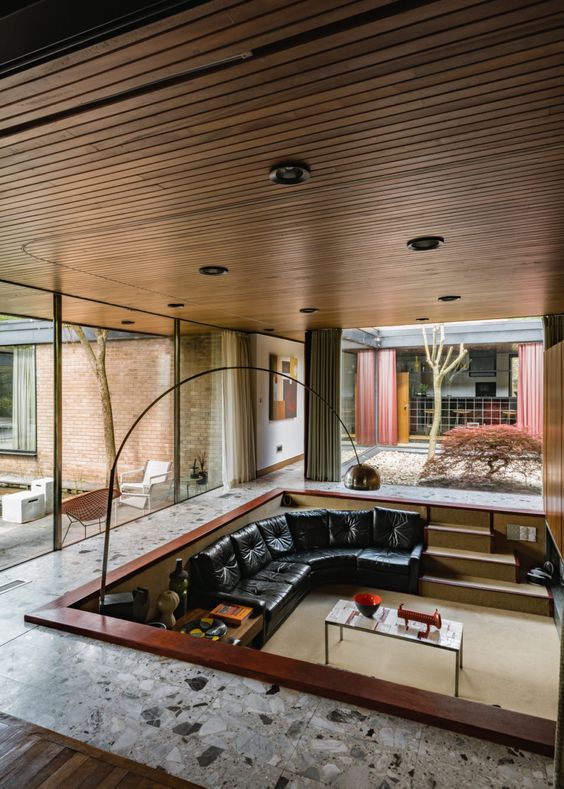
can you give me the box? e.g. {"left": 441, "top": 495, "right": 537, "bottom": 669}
{"left": 190, "top": 506, "right": 424, "bottom": 646}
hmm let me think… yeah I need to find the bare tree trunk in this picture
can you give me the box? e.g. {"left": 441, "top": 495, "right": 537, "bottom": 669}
{"left": 69, "top": 326, "right": 116, "bottom": 486}
{"left": 422, "top": 325, "right": 467, "bottom": 460}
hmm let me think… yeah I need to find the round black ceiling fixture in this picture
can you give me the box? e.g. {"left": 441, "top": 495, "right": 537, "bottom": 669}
{"left": 121, "top": 319, "right": 135, "bottom": 325}
{"left": 269, "top": 162, "right": 311, "bottom": 185}
{"left": 415, "top": 317, "right": 429, "bottom": 321}
{"left": 438, "top": 295, "right": 461, "bottom": 302}
{"left": 300, "top": 307, "right": 318, "bottom": 314}
{"left": 167, "top": 302, "right": 184, "bottom": 308}
{"left": 264, "top": 327, "right": 275, "bottom": 332}
{"left": 407, "top": 235, "right": 445, "bottom": 251}
{"left": 199, "top": 265, "right": 229, "bottom": 276}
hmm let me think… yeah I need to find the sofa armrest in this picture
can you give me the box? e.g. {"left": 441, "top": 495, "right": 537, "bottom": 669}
{"left": 408, "top": 541, "right": 425, "bottom": 594}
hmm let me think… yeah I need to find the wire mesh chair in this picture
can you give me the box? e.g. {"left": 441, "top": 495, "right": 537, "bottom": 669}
{"left": 62, "top": 488, "right": 120, "bottom": 543}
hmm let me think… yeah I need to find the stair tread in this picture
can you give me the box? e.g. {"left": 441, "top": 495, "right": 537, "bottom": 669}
{"left": 420, "top": 574, "right": 550, "bottom": 598}
{"left": 427, "top": 522, "right": 491, "bottom": 535}
{"left": 424, "top": 547, "right": 516, "bottom": 564}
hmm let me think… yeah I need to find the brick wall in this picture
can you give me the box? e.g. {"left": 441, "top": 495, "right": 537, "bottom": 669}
{"left": 0, "top": 332, "right": 226, "bottom": 489}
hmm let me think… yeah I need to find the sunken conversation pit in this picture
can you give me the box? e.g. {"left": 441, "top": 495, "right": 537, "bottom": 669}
{"left": 25, "top": 488, "right": 555, "bottom": 757}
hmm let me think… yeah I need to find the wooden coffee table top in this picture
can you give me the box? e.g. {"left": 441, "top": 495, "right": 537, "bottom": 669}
{"left": 174, "top": 607, "right": 263, "bottom": 647}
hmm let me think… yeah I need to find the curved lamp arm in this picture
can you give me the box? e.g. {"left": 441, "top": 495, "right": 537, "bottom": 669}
{"left": 99, "top": 365, "right": 378, "bottom": 608}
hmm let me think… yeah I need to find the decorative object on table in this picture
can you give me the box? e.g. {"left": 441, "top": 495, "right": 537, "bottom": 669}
{"left": 157, "top": 590, "right": 179, "bottom": 628}
{"left": 147, "top": 621, "right": 167, "bottom": 629}
{"left": 190, "top": 459, "right": 200, "bottom": 479}
{"left": 353, "top": 592, "right": 382, "bottom": 618}
{"left": 169, "top": 558, "right": 188, "bottom": 618}
{"left": 197, "top": 452, "right": 207, "bottom": 484}
{"left": 527, "top": 561, "right": 554, "bottom": 585}
{"left": 132, "top": 587, "right": 150, "bottom": 622}
{"left": 397, "top": 603, "right": 442, "bottom": 639}
{"left": 99, "top": 591, "right": 135, "bottom": 620}
{"left": 180, "top": 616, "right": 227, "bottom": 640}
{"left": 210, "top": 602, "right": 252, "bottom": 626}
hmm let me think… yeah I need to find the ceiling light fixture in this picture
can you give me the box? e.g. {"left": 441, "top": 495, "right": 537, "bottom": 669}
{"left": 300, "top": 307, "right": 318, "bottom": 314}
{"left": 199, "top": 266, "right": 229, "bottom": 276}
{"left": 121, "top": 320, "right": 135, "bottom": 325}
{"left": 168, "top": 302, "right": 185, "bottom": 308}
{"left": 269, "top": 162, "right": 311, "bottom": 185}
{"left": 407, "top": 236, "right": 445, "bottom": 251}
{"left": 438, "top": 295, "right": 461, "bottom": 302}
{"left": 264, "top": 328, "right": 275, "bottom": 332}
{"left": 415, "top": 317, "right": 429, "bottom": 321}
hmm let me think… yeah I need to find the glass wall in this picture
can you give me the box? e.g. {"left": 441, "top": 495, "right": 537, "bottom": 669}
{"left": 60, "top": 321, "right": 174, "bottom": 545}
{"left": 0, "top": 303, "right": 54, "bottom": 571}
{"left": 178, "top": 329, "right": 223, "bottom": 502}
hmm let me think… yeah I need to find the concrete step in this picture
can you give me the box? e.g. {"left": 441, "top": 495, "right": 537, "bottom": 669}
{"left": 423, "top": 547, "right": 518, "bottom": 582}
{"left": 419, "top": 574, "right": 553, "bottom": 617}
{"left": 426, "top": 523, "right": 492, "bottom": 553}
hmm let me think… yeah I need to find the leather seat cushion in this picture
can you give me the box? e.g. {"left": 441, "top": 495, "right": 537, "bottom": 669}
{"left": 231, "top": 579, "right": 296, "bottom": 619}
{"left": 373, "top": 508, "right": 423, "bottom": 550}
{"left": 195, "top": 535, "right": 241, "bottom": 591}
{"left": 328, "top": 509, "right": 372, "bottom": 548}
{"left": 286, "top": 509, "right": 329, "bottom": 550}
{"left": 256, "top": 515, "right": 295, "bottom": 557}
{"left": 231, "top": 523, "right": 272, "bottom": 577}
{"left": 253, "top": 561, "right": 311, "bottom": 585}
{"left": 282, "top": 547, "right": 362, "bottom": 570}
{"left": 358, "top": 547, "right": 411, "bottom": 574}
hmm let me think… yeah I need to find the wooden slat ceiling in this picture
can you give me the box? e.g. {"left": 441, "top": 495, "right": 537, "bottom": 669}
{"left": 0, "top": 0, "right": 563, "bottom": 337}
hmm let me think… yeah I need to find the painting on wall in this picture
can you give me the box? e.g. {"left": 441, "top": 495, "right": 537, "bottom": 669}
{"left": 269, "top": 354, "right": 298, "bottom": 420}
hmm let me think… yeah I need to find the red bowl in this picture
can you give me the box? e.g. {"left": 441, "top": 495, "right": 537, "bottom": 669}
{"left": 354, "top": 593, "right": 382, "bottom": 618}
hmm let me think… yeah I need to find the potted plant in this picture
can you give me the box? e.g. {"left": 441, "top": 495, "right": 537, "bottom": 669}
{"left": 197, "top": 453, "right": 208, "bottom": 485}
{"left": 417, "top": 384, "right": 429, "bottom": 397}
{"left": 190, "top": 458, "right": 200, "bottom": 479}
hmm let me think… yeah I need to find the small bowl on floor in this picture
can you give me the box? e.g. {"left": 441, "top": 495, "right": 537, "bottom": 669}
{"left": 354, "top": 593, "right": 382, "bottom": 618}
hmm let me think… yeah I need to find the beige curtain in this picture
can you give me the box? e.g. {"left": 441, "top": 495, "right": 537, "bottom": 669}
{"left": 305, "top": 328, "right": 342, "bottom": 481}
{"left": 221, "top": 331, "right": 256, "bottom": 488}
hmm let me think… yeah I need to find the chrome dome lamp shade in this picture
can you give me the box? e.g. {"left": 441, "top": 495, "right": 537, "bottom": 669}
{"left": 343, "top": 462, "right": 381, "bottom": 491}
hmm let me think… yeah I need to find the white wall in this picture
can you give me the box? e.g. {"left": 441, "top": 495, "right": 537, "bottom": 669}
{"left": 250, "top": 334, "right": 305, "bottom": 472}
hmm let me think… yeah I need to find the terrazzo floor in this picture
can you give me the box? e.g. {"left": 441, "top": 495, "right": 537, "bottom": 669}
{"left": 0, "top": 464, "right": 552, "bottom": 788}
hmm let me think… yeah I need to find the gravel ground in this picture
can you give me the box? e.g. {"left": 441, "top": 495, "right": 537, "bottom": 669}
{"left": 361, "top": 449, "right": 542, "bottom": 493}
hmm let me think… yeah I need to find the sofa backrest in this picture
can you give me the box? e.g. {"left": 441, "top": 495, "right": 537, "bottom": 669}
{"left": 256, "top": 515, "right": 294, "bottom": 557}
{"left": 193, "top": 534, "right": 242, "bottom": 592}
{"left": 328, "top": 509, "right": 372, "bottom": 547}
{"left": 286, "top": 509, "right": 329, "bottom": 550}
{"left": 373, "top": 507, "right": 424, "bottom": 550}
{"left": 231, "top": 523, "right": 272, "bottom": 577}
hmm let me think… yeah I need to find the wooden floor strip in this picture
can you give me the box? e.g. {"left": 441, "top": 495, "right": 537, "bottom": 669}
{"left": 0, "top": 713, "right": 201, "bottom": 789}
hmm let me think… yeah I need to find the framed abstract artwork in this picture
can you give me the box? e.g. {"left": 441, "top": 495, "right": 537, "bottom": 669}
{"left": 269, "top": 354, "right": 298, "bottom": 420}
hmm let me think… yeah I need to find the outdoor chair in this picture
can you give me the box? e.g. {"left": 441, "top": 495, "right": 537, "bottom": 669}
{"left": 115, "top": 460, "right": 173, "bottom": 522}
{"left": 62, "top": 488, "right": 120, "bottom": 543}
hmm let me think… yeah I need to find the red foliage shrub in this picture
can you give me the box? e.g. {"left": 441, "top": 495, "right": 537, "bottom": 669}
{"left": 421, "top": 425, "right": 542, "bottom": 486}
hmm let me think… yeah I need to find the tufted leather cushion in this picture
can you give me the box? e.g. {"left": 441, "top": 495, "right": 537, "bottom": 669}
{"left": 256, "top": 515, "right": 294, "bottom": 557}
{"left": 253, "top": 561, "right": 310, "bottom": 585}
{"left": 328, "top": 509, "right": 372, "bottom": 548}
{"left": 231, "top": 523, "right": 272, "bottom": 577}
{"left": 286, "top": 509, "right": 329, "bottom": 550}
{"left": 358, "top": 547, "right": 411, "bottom": 574}
{"left": 282, "top": 547, "right": 361, "bottom": 570}
{"left": 373, "top": 507, "right": 423, "bottom": 550}
{"left": 230, "top": 579, "right": 295, "bottom": 620}
{"left": 195, "top": 535, "right": 241, "bottom": 591}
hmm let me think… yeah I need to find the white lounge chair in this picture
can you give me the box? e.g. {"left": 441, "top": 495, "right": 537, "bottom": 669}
{"left": 116, "top": 460, "right": 173, "bottom": 520}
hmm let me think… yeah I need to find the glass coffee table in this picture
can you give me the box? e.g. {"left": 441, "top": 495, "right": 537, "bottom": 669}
{"left": 325, "top": 599, "right": 464, "bottom": 696}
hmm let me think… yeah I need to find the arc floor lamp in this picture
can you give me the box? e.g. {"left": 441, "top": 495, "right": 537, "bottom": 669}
{"left": 99, "top": 365, "right": 380, "bottom": 609}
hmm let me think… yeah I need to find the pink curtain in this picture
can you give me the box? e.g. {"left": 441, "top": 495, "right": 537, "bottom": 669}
{"left": 517, "top": 343, "right": 543, "bottom": 437}
{"left": 377, "top": 349, "right": 397, "bottom": 445}
{"left": 355, "top": 351, "right": 376, "bottom": 445}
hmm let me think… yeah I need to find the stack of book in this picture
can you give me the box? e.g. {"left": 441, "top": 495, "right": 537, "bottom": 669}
{"left": 210, "top": 603, "right": 253, "bottom": 627}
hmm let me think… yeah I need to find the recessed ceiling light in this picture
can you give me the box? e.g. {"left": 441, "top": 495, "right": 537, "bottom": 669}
{"left": 300, "top": 307, "right": 318, "bottom": 314}
{"left": 415, "top": 317, "right": 429, "bottom": 321}
{"left": 264, "top": 327, "right": 275, "bottom": 332}
{"left": 269, "top": 162, "right": 311, "bottom": 185}
{"left": 121, "top": 319, "right": 135, "bottom": 325}
{"left": 407, "top": 236, "right": 445, "bottom": 251}
{"left": 167, "top": 302, "right": 184, "bottom": 308}
{"left": 199, "top": 266, "right": 229, "bottom": 276}
{"left": 438, "top": 295, "right": 461, "bottom": 302}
